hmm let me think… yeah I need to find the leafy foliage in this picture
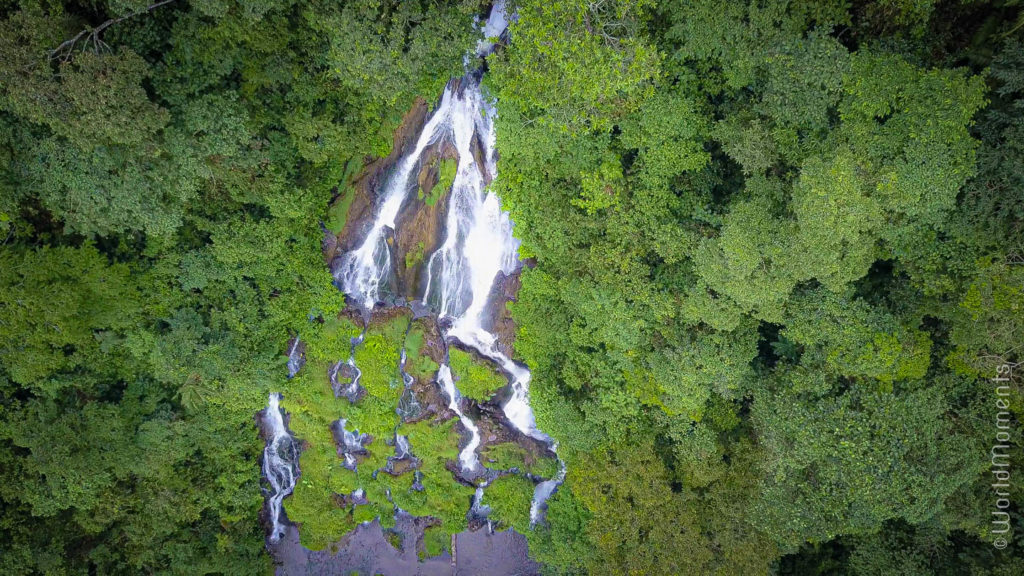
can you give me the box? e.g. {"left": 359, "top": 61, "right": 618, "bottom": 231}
{"left": 2, "top": 0, "right": 1023, "bottom": 574}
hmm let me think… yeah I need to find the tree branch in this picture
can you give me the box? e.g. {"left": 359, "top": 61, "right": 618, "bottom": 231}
{"left": 50, "top": 0, "right": 179, "bottom": 61}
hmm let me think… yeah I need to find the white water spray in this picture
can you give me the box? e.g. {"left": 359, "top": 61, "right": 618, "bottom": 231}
{"left": 329, "top": 0, "right": 562, "bottom": 524}
{"left": 333, "top": 85, "right": 464, "bottom": 310}
{"left": 437, "top": 364, "right": 482, "bottom": 472}
{"left": 476, "top": 0, "right": 511, "bottom": 56}
{"left": 263, "top": 393, "right": 298, "bottom": 543}
{"left": 286, "top": 338, "right": 303, "bottom": 378}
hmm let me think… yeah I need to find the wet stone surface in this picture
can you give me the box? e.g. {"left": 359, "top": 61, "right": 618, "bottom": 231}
{"left": 269, "top": 522, "right": 539, "bottom": 576}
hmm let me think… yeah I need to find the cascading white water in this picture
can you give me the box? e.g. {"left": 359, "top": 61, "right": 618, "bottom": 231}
{"left": 333, "top": 85, "right": 462, "bottom": 310}
{"left": 416, "top": 76, "right": 546, "bottom": 443}
{"left": 395, "top": 434, "right": 412, "bottom": 459}
{"left": 437, "top": 363, "right": 482, "bottom": 471}
{"left": 343, "top": 357, "right": 362, "bottom": 398}
{"left": 476, "top": 0, "right": 510, "bottom": 56}
{"left": 396, "top": 347, "right": 423, "bottom": 421}
{"left": 328, "top": 0, "right": 563, "bottom": 525}
{"left": 416, "top": 71, "right": 563, "bottom": 522}
{"left": 334, "top": 417, "right": 371, "bottom": 472}
{"left": 399, "top": 349, "right": 414, "bottom": 388}
{"left": 529, "top": 448, "right": 566, "bottom": 525}
{"left": 330, "top": 331, "right": 365, "bottom": 402}
{"left": 286, "top": 338, "right": 303, "bottom": 378}
{"left": 422, "top": 85, "right": 561, "bottom": 514}
{"left": 263, "top": 393, "right": 298, "bottom": 543}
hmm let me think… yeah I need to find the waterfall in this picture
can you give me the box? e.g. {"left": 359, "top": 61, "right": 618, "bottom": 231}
{"left": 529, "top": 449, "right": 566, "bottom": 525}
{"left": 396, "top": 347, "right": 422, "bottom": 421}
{"left": 262, "top": 393, "right": 299, "bottom": 543}
{"left": 328, "top": 0, "right": 563, "bottom": 528}
{"left": 437, "top": 363, "right": 483, "bottom": 472}
{"left": 332, "top": 86, "right": 462, "bottom": 310}
{"left": 476, "top": 0, "right": 510, "bottom": 56}
{"left": 330, "top": 331, "right": 366, "bottom": 402}
{"left": 286, "top": 337, "right": 304, "bottom": 378}
{"left": 332, "top": 417, "right": 371, "bottom": 472}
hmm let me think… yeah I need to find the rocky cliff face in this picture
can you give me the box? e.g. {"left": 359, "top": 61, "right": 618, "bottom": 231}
{"left": 328, "top": 97, "right": 430, "bottom": 262}
{"left": 324, "top": 89, "right": 519, "bottom": 356}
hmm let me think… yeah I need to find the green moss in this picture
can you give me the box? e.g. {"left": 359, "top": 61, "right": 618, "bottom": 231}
{"left": 371, "top": 108, "right": 406, "bottom": 158}
{"left": 325, "top": 158, "right": 363, "bottom": 234}
{"left": 405, "top": 321, "right": 440, "bottom": 381}
{"left": 421, "top": 526, "right": 450, "bottom": 559}
{"left": 380, "top": 419, "right": 474, "bottom": 533}
{"left": 486, "top": 475, "right": 535, "bottom": 534}
{"left": 385, "top": 530, "right": 403, "bottom": 551}
{"left": 279, "top": 310, "right": 487, "bottom": 550}
{"left": 417, "top": 158, "right": 456, "bottom": 207}
{"left": 448, "top": 348, "right": 507, "bottom": 401}
{"left": 279, "top": 366, "right": 360, "bottom": 551}
{"left": 303, "top": 315, "right": 362, "bottom": 364}
{"left": 434, "top": 159, "right": 456, "bottom": 205}
{"left": 404, "top": 241, "right": 426, "bottom": 270}
{"left": 482, "top": 442, "right": 559, "bottom": 478}
{"left": 282, "top": 312, "right": 411, "bottom": 550}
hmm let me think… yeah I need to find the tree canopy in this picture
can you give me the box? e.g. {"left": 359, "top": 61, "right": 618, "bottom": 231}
{"left": 2, "top": 0, "right": 1023, "bottom": 574}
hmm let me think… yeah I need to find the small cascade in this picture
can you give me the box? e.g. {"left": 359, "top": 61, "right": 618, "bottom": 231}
{"left": 262, "top": 393, "right": 299, "bottom": 543}
{"left": 351, "top": 488, "right": 369, "bottom": 506}
{"left": 411, "top": 470, "right": 425, "bottom": 492}
{"left": 383, "top": 433, "right": 421, "bottom": 477}
{"left": 342, "top": 357, "right": 364, "bottom": 402}
{"left": 331, "top": 330, "right": 367, "bottom": 402}
{"left": 530, "top": 453, "right": 567, "bottom": 526}
{"left": 469, "top": 486, "right": 492, "bottom": 521}
{"left": 328, "top": 360, "right": 344, "bottom": 393}
{"left": 448, "top": 327, "right": 546, "bottom": 441}
{"left": 396, "top": 386, "right": 422, "bottom": 422}
{"left": 396, "top": 348, "right": 422, "bottom": 421}
{"left": 395, "top": 434, "right": 413, "bottom": 459}
{"left": 437, "top": 364, "right": 482, "bottom": 472}
{"left": 286, "top": 337, "right": 304, "bottom": 379}
{"left": 332, "top": 418, "right": 371, "bottom": 472}
{"left": 337, "top": 487, "right": 370, "bottom": 509}
{"left": 476, "top": 0, "right": 511, "bottom": 56}
{"left": 467, "top": 483, "right": 496, "bottom": 533}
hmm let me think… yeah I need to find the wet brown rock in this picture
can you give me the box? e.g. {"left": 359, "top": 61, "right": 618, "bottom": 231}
{"left": 255, "top": 404, "right": 296, "bottom": 444}
{"left": 412, "top": 316, "right": 446, "bottom": 368}
{"left": 472, "top": 406, "right": 518, "bottom": 452}
{"left": 332, "top": 490, "right": 369, "bottom": 508}
{"left": 482, "top": 269, "right": 521, "bottom": 359}
{"left": 327, "top": 97, "right": 430, "bottom": 261}
{"left": 362, "top": 305, "right": 413, "bottom": 330}
{"left": 392, "top": 140, "right": 458, "bottom": 296}
{"left": 409, "top": 378, "right": 450, "bottom": 424}
{"left": 445, "top": 458, "right": 486, "bottom": 486}
{"left": 469, "top": 131, "right": 490, "bottom": 185}
{"left": 382, "top": 457, "right": 419, "bottom": 477}
{"left": 330, "top": 493, "right": 348, "bottom": 509}
{"left": 321, "top": 221, "right": 340, "bottom": 263}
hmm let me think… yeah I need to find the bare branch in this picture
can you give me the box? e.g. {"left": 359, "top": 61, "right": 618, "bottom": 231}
{"left": 50, "top": 0, "right": 179, "bottom": 62}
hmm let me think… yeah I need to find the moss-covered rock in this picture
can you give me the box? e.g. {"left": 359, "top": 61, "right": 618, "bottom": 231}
{"left": 448, "top": 347, "right": 507, "bottom": 402}
{"left": 280, "top": 306, "right": 493, "bottom": 551}
{"left": 483, "top": 442, "right": 560, "bottom": 478}
{"left": 486, "top": 475, "right": 535, "bottom": 534}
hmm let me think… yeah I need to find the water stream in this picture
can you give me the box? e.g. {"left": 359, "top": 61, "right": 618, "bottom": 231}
{"left": 262, "top": 393, "right": 300, "bottom": 543}
{"left": 261, "top": 0, "right": 562, "bottom": 553}
{"left": 332, "top": 0, "right": 561, "bottom": 525}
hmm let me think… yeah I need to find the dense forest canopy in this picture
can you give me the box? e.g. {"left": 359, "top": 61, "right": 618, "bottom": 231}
{"left": 1, "top": 0, "right": 1023, "bottom": 574}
